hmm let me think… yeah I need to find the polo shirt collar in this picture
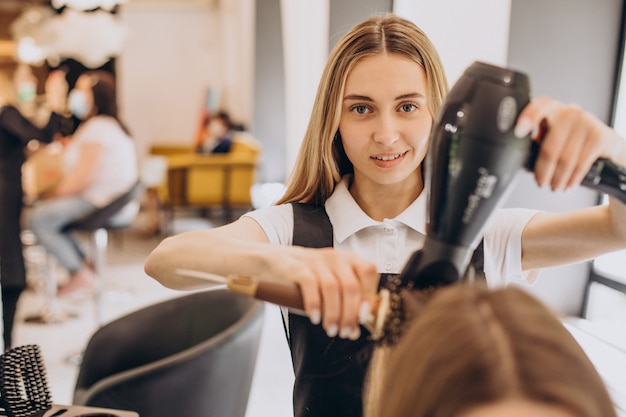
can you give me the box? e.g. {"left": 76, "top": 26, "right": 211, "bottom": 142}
{"left": 325, "top": 176, "right": 427, "bottom": 243}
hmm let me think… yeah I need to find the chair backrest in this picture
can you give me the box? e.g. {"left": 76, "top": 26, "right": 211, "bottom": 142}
{"left": 64, "top": 181, "right": 144, "bottom": 231}
{"left": 73, "top": 289, "right": 265, "bottom": 417}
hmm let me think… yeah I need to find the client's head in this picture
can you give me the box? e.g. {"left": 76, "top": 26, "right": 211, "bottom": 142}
{"left": 364, "top": 284, "right": 616, "bottom": 417}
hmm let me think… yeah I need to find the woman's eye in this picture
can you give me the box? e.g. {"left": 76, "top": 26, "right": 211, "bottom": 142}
{"left": 351, "top": 105, "right": 370, "bottom": 115}
{"left": 400, "top": 103, "right": 418, "bottom": 112}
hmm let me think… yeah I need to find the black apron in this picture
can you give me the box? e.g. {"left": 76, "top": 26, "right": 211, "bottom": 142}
{"left": 287, "top": 203, "right": 484, "bottom": 417}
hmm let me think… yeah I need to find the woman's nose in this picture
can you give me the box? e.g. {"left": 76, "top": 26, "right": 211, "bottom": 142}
{"left": 373, "top": 114, "right": 400, "bottom": 145}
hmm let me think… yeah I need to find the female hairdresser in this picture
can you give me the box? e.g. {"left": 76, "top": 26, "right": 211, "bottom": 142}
{"left": 145, "top": 14, "right": 626, "bottom": 417}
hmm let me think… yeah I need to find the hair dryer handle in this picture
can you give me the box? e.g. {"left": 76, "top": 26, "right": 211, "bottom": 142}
{"left": 525, "top": 140, "right": 626, "bottom": 203}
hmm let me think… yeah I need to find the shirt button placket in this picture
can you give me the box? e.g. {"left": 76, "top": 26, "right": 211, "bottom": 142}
{"left": 381, "top": 224, "right": 397, "bottom": 272}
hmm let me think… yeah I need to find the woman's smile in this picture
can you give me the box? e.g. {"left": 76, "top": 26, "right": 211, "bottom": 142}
{"left": 370, "top": 150, "right": 409, "bottom": 167}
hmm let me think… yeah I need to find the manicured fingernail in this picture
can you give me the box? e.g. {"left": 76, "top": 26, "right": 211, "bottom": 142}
{"left": 309, "top": 309, "right": 321, "bottom": 325}
{"left": 340, "top": 326, "right": 352, "bottom": 339}
{"left": 326, "top": 324, "right": 338, "bottom": 338}
{"left": 514, "top": 118, "right": 532, "bottom": 138}
{"left": 349, "top": 327, "right": 361, "bottom": 340}
{"left": 359, "top": 301, "right": 372, "bottom": 324}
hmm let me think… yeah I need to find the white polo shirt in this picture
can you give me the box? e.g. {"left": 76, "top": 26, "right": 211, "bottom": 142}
{"left": 245, "top": 176, "right": 540, "bottom": 287}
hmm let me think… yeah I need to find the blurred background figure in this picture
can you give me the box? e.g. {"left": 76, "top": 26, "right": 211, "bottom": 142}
{"left": 364, "top": 284, "right": 618, "bottom": 417}
{"left": 28, "top": 70, "right": 138, "bottom": 298}
{"left": 195, "top": 111, "right": 235, "bottom": 154}
{"left": 12, "top": 63, "right": 44, "bottom": 126}
{"left": 0, "top": 68, "right": 68, "bottom": 349}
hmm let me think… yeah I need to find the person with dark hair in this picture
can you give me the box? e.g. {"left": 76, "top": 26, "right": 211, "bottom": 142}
{"left": 195, "top": 111, "right": 234, "bottom": 154}
{"left": 29, "top": 70, "right": 138, "bottom": 297}
{"left": 0, "top": 69, "right": 67, "bottom": 349}
{"left": 364, "top": 283, "right": 618, "bottom": 417}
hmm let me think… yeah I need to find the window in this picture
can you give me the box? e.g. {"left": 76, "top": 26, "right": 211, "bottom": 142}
{"left": 582, "top": 6, "right": 626, "bottom": 350}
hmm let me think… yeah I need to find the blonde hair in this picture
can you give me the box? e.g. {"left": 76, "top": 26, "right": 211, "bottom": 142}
{"left": 364, "top": 284, "right": 617, "bottom": 417}
{"left": 0, "top": 71, "right": 17, "bottom": 108}
{"left": 277, "top": 13, "right": 448, "bottom": 205}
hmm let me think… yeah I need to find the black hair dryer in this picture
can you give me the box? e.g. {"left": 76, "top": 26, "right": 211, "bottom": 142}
{"left": 399, "top": 61, "right": 626, "bottom": 290}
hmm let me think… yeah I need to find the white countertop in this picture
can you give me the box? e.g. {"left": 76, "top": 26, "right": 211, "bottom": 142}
{"left": 564, "top": 318, "right": 626, "bottom": 416}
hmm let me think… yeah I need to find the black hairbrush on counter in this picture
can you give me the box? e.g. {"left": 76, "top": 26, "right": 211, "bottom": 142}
{"left": 0, "top": 344, "right": 138, "bottom": 417}
{"left": 399, "top": 61, "right": 626, "bottom": 290}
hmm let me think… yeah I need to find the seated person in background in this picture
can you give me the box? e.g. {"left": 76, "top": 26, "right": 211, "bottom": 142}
{"left": 195, "top": 111, "right": 234, "bottom": 154}
{"left": 29, "top": 70, "right": 138, "bottom": 297}
{"left": 364, "top": 283, "right": 618, "bottom": 417}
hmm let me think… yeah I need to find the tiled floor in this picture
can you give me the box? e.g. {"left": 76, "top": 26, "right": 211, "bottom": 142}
{"left": 13, "top": 212, "right": 295, "bottom": 417}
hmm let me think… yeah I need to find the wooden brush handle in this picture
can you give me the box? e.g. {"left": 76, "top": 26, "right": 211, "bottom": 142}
{"left": 227, "top": 275, "right": 304, "bottom": 310}
{"left": 176, "top": 269, "right": 386, "bottom": 334}
{"left": 227, "top": 275, "right": 387, "bottom": 336}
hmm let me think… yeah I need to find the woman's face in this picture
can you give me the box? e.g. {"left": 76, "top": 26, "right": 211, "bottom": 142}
{"left": 338, "top": 53, "right": 432, "bottom": 192}
{"left": 208, "top": 117, "right": 228, "bottom": 138}
{"left": 458, "top": 399, "right": 579, "bottom": 417}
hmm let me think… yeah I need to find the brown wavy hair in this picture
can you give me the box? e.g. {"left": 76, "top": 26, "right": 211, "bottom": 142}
{"left": 364, "top": 284, "right": 617, "bottom": 417}
{"left": 276, "top": 13, "right": 448, "bottom": 205}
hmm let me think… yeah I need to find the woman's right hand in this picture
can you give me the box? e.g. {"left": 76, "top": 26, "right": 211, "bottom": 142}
{"left": 145, "top": 218, "right": 380, "bottom": 341}
{"left": 268, "top": 245, "right": 379, "bottom": 340}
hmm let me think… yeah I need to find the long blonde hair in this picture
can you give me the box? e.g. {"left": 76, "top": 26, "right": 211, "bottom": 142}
{"left": 276, "top": 13, "right": 448, "bottom": 205}
{"left": 364, "top": 284, "right": 617, "bottom": 417}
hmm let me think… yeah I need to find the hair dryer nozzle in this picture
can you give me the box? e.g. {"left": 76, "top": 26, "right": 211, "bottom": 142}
{"left": 399, "top": 237, "right": 475, "bottom": 289}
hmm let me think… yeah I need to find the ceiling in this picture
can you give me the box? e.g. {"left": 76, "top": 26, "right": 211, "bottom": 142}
{"left": 0, "top": 0, "right": 217, "bottom": 11}
{"left": 0, "top": 0, "right": 218, "bottom": 64}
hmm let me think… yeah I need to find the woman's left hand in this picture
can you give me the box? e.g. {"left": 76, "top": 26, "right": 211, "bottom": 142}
{"left": 515, "top": 96, "right": 626, "bottom": 191}
{"left": 45, "top": 70, "right": 69, "bottom": 113}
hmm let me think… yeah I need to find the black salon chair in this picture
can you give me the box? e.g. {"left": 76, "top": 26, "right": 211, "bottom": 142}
{"left": 72, "top": 289, "right": 265, "bottom": 417}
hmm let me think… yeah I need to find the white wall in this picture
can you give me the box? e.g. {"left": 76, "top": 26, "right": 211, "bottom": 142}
{"left": 394, "top": 0, "right": 512, "bottom": 85}
{"left": 280, "top": 1, "right": 329, "bottom": 175}
{"left": 218, "top": 0, "right": 255, "bottom": 127}
{"left": 506, "top": 0, "right": 622, "bottom": 315}
{"left": 117, "top": 0, "right": 254, "bottom": 160}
